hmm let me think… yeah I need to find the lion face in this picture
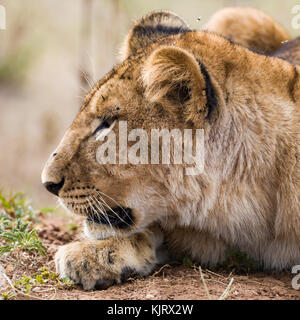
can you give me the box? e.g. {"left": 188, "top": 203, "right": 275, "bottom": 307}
{"left": 41, "top": 64, "right": 162, "bottom": 239}
{"left": 41, "top": 11, "right": 219, "bottom": 239}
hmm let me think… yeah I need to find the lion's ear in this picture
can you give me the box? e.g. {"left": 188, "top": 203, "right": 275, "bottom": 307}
{"left": 120, "top": 11, "right": 190, "bottom": 60}
{"left": 142, "top": 46, "right": 213, "bottom": 119}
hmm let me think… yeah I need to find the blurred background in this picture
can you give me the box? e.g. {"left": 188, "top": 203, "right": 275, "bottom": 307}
{"left": 0, "top": 0, "right": 299, "bottom": 210}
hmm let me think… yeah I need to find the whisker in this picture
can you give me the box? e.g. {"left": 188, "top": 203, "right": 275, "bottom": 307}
{"left": 94, "top": 192, "right": 135, "bottom": 228}
{"left": 85, "top": 201, "right": 97, "bottom": 235}
{"left": 79, "top": 66, "right": 94, "bottom": 91}
{"left": 87, "top": 197, "right": 107, "bottom": 224}
{"left": 89, "top": 196, "right": 115, "bottom": 231}
{"left": 95, "top": 190, "right": 136, "bottom": 226}
{"left": 92, "top": 194, "right": 132, "bottom": 230}
{"left": 90, "top": 195, "right": 120, "bottom": 241}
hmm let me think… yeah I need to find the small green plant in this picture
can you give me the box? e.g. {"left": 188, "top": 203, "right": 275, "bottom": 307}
{"left": 40, "top": 207, "right": 55, "bottom": 214}
{"left": 1, "top": 291, "right": 16, "bottom": 300}
{"left": 14, "top": 275, "right": 36, "bottom": 294}
{"left": 0, "top": 192, "right": 46, "bottom": 256}
{"left": 223, "top": 247, "right": 260, "bottom": 272}
{"left": 182, "top": 256, "right": 194, "bottom": 268}
{"left": 68, "top": 223, "right": 79, "bottom": 232}
{"left": 13, "top": 267, "right": 74, "bottom": 297}
{"left": 56, "top": 276, "right": 75, "bottom": 289}
{"left": 0, "top": 227, "right": 46, "bottom": 255}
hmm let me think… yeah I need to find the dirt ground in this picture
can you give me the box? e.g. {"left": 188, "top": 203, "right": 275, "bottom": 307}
{"left": 1, "top": 214, "right": 300, "bottom": 301}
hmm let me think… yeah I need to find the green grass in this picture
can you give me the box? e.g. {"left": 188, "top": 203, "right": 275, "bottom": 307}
{"left": 12, "top": 267, "right": 74, "bottom": 297}
{"left": 0, "top": 192, "right": 46, "bottom": 256}
{"left": 0, "top": 191, "right": 75, "bottom": 300}
{"left": 1, "top": 266, "right": 74, "bottom": 300}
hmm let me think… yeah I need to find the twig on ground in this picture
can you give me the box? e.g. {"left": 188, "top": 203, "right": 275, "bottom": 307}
{"left": 199, "top": 267, "right": 211, "bottom": 299}
{"left": 152, "top": 264, "right": 171, "bottom": 277}
{"left": 218, "top": 277, "right": 234, "bottom": 300}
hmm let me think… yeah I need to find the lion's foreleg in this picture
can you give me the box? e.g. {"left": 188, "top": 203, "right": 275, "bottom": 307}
{"left": 55, "top": 225, "right": 163, "bottom": 290}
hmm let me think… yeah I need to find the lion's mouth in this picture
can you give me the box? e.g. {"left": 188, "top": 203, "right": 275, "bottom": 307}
{"left": 86, "top": 207, "right": 134, "bottom": 229}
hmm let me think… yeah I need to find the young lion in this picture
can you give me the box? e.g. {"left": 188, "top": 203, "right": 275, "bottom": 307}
{"left": 42, "top": 8, "right": 300, "bottom": 290}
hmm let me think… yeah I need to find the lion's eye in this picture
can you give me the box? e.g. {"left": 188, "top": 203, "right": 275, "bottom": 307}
{"left": 94, "top": 120, "right": 111, "bottom": 134}
{"left": 93, "top": 117, "right": 117, "bottom": 140}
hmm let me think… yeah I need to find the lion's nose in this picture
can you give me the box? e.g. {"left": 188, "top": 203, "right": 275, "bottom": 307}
{"left": 43, "top": 178, "right": 65, "bottom": 196}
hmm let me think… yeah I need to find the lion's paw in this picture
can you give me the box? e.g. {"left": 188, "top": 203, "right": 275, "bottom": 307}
{"left": 55, "top": 234, "right": 157, "bottom": 290}
{"left": 55, "top": 241, "right": 125, "bottom": 290}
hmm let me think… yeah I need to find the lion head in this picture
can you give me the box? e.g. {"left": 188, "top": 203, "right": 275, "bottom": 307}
{"left": 41, "top": 10, "right": 293, "bottom": 241}
{"left": 41, "top": 11, "right": 223, "bottom": 239}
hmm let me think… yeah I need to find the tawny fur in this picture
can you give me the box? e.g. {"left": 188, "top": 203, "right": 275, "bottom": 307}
{"left": 274, "top": 37, "right": 300, "bottom": 65}
{"left": 41, "top": 9, "right": 300, "bottom": 290}
{"left": 120, "top": 10, "right": 190, "bottom": 60}
{"left": 205, "top": 7, "right": 291, "bottom": 54}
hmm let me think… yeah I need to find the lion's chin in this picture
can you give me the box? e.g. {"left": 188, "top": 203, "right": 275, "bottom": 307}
{"left": 83, "top": 219, "right": 119, "bottom": 240}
